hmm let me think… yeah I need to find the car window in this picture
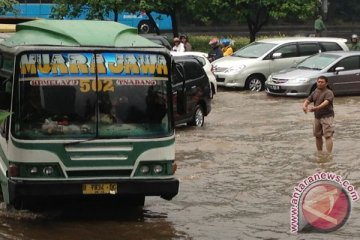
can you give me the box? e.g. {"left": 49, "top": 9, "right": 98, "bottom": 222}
{"left": 273, "top": 44, "right": 297, "bottom": 58}
{"left": 184, "top": 61, "right": 204, "bottom": 79}
{"left": 298, "top": 43, "right": 321, "bottom": 56}
{"left": 233, "top": 42, "right": 276, "bottom": 58}
{"left": 297, "top": 53, "right": 339, "bottom": 70}
{"left": 335, "top": 56, "right": 360, "bottom": 70}
{"left": 193, "top": 56, "right": 206, "bottom": 66}
{"left": 320, "top": 42, "right": 343, "bottom": 51}
{"left": 172, "top": 63, "right": 184, "bottom": 85}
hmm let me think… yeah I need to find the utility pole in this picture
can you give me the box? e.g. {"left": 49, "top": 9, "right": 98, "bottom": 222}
{"left": 321, "top": 0, "right": 329, "bottom": 20}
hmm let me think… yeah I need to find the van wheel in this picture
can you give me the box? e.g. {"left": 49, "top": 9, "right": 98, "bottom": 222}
{"left": 188, "top": 105, "right": 204, "bottom": 127}
{"left": 246, "top": 75, "right": 265, "bottom": 91}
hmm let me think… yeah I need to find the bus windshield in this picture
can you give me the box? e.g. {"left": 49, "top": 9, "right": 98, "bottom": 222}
{"left": 13, "top": 51, "right": 171, "bottom": 139}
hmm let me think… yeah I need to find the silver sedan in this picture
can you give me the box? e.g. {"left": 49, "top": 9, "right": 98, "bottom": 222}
{"left": 265, "top": 51, "right": 360, "bottom": 97}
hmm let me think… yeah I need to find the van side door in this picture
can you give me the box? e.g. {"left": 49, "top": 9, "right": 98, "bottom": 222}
{"left": 171, "top": 61, "right": 186, "bottom": 123}
{"left": 182, "top": 59, "right": 210, "bottom": 119}
{"left": 268, "top": 43, "right": 299, "bottom": 75}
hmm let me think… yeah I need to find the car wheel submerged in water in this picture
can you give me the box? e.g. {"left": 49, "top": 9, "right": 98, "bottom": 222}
{"left": 188, "top": 105, "right": 204, "bottom": 127}
{"left": 246, "top": 75, "right": 265, "bottom": 92}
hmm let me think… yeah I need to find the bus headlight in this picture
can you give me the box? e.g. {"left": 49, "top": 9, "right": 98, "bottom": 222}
{"left": 30, "top": 167, "right": 38, "bottom": 175}
{"left": 43, "top": 166, "right": 54, "bottom": 176}
{"left": 153, "top": 165, "right": 163, "bottom": 174}
{"left": 140, "top": 165, "right": 150, "bottom": 174}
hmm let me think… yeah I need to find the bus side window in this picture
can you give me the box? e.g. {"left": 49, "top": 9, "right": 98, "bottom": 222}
{"left": 0, "top": 76, "right": 12, "bottom": 138}
{"left": 0, "top": 76, "right": 11, "bottom": 110}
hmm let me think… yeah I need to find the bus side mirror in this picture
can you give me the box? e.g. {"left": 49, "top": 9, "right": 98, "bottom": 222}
{"left": 0, "top": 91, "right": 10, "bottom": 110}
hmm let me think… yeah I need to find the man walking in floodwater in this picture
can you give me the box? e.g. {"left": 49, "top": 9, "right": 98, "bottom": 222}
{"left": 302, "top": 76, "right": 334, "bottom": 154}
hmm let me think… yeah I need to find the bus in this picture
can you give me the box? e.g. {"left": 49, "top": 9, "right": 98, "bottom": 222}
{"left": 0, "top": 19, "right": 179, "bottom": 208}
{"left": 2, "top": 1, "right": 172, "bottom": 33}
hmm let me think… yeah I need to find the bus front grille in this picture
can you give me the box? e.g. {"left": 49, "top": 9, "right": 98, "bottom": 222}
{"left": 66, "top": 169, "right": 132, "bottom": 178}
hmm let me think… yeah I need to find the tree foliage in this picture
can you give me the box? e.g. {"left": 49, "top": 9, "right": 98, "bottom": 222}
{"left": 192, "top": 0, "right": 318, "bottom": 42}
{"left": 49, "top": 0, "right": 318, "bottom": 42}
{"left": 51, "top": 0, "right": 134, "bottom": 22}
{"left": 0, "top": 0, "right": 19, "bottom": 15}
{"left": 51, "top": 0, "right": 184, "bottom": 37}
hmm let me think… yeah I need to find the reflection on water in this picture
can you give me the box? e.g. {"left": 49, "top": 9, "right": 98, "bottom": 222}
{"left": 1, "top": 91, "right": 360, "bottom": 239}
{"left": 166, "top": 91, "right": 360, "bottom": 239}
{"left": 0, "top": 199, "right": 190, "bottom": 240}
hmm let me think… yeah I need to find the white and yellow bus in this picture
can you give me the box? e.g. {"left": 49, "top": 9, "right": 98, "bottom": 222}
{"left": 0, "top": 19, "right": 179, "bottom": 208}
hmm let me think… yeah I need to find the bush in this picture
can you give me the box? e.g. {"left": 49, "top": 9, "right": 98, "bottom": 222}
{"left": 188, "top": 35, "right": 250, "bottom": 53}
{"left": 186, "top": 34, "right": 287, "bottom": 53}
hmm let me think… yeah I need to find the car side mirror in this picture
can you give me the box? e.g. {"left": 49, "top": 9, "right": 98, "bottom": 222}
{"left": 272, "top": 52, "right": 282, "bottom": 59}
{"left": 335, "top": 66, "right": 345, "bottom": 73}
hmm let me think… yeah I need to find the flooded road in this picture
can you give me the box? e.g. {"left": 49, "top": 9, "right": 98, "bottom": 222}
{"left": 1, "top": 90, "right": 360, "bottom": 239}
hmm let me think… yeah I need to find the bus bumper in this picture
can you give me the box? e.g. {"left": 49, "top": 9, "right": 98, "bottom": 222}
{"left": 8, "top": 178, "right": 179, "bottom": 203}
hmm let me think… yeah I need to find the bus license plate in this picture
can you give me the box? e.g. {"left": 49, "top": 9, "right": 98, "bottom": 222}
{"left": 82, "top": 183, "right": 117, "bottom": 195}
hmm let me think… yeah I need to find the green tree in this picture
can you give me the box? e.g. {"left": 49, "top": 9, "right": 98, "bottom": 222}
{"left": 0, "top": 0, "right": 19, "bottom": 15}
{"left": 193, "top": 0, "right": 318, "bottom": 42}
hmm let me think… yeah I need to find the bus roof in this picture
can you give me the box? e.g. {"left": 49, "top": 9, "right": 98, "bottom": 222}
{"left": 1, "top": 19, "right": 161, "bottom": 48}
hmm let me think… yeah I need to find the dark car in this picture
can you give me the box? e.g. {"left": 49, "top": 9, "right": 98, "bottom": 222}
{"left": 172, "top": 55, "right": 212, "bottom": 127}
{"left": 141, "top": 34, "right": 172, "bottom": 50}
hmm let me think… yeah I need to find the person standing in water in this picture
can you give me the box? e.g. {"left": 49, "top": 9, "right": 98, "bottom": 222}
{"left": 303, "top": 76, "right": 334, "bottom": 154}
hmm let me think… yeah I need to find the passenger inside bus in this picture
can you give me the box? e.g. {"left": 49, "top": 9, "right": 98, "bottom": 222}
{"left": 92, "top": 94, "right": 116, "bottom": 124}
{"left": 22, "top": 87, "right": 47, "bottom": 125}
{"left": 146, "top": 88, "right": 167, "bottom": 124}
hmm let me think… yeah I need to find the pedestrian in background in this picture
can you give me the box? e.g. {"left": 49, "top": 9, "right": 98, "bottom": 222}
{"left": 172, "top": 37, "right": 185, "bottom": 52}
{"left": 349, "top": 34, "right": 360, "bottom": 51}
{"left": 180, "top": 34, "right": 192, "bottom": 51}
{"left": 208, "top": 38, "right": 223, "bottom": 62}
{"left": 302, "top": 76, "right": 334, "bottom": 154}
{"left": 314, "top": 15, "right": 327, "bottom": 37}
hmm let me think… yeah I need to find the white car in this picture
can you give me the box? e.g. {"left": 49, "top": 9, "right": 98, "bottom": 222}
{"left": 212, "top": 37, "right": 349, "bottom": 91}
{"left": 171, "top": 51, "right": 217, "bottom": 97}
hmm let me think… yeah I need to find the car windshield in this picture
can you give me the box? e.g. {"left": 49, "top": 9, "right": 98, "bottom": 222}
{"left": 296, "top": 53, "right": 340, "bottom": 70}
{"left": 233, "top": 42, "right": 276, "bottom": 58}
{"left": 13, "top": 51, "right": 171, "bottom": 140}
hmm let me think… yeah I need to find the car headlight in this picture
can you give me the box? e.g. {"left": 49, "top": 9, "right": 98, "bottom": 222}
{"left": 266, "top": 74, "right": 273, "bottom": 82}
{"left": 224, "top": 65, "right": 246, "bottom": 73}
{"left": 290, "top": 77, "right": 310, "bottom": 84}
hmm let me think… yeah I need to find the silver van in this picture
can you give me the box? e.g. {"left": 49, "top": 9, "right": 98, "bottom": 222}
{"left": 212, "top": 37, "right": 349, "bottom": 91}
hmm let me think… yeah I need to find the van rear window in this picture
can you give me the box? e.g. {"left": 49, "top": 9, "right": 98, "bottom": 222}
{"left": 320, "top": 42, "right": 343, "bottom": 51}
{"left": 298, "top": 43, "right": 321, "bottom": 56}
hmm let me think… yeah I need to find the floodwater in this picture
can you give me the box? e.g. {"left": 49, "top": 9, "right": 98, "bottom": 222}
{"left": 0, "top": 90, "right": 360, "bottom": 240}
